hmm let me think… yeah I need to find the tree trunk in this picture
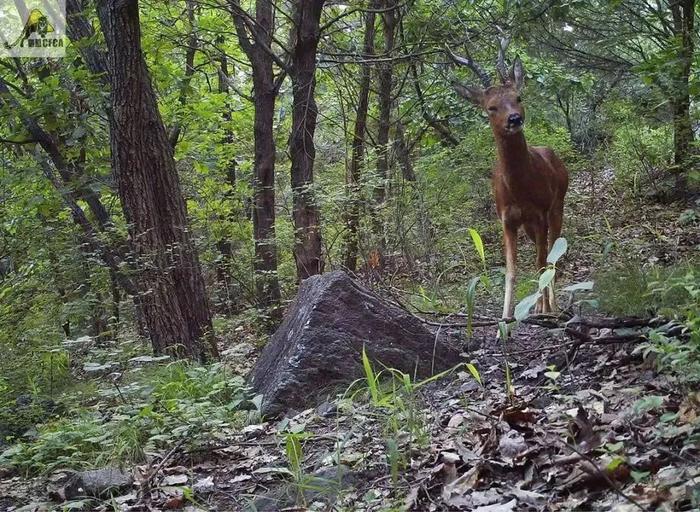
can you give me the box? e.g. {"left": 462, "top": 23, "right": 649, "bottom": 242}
{"left": 374, "top": 0, "right": 397, "bottom": 205}
{"left": 231, "top": 0, "right": 282, "bottom": 310}
{"left": 97, "top": 0, "right": 215, "bottom": 360}
{"left": 669, "top": 0, "right": 695, "bottom": 192}
{"left": 343, "top": 6, "right": 376, "bottom": 272}
{"left": 289, "top": 0, "right": 325, "bottom": 281}
{"left": 394, "top": 120, "right": 416, "bottom": 182}
{"left": 252, "top": 78, "right": 282, "bottom": 307}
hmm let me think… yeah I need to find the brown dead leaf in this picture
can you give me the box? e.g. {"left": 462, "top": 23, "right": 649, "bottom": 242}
{"left": 569, "top": 405, "right": 601, "bottom": 452}
{"left": 163, "top": 494, "right": 185, "bottom": 509}
{"left": 678, "top": 391, "right": 700, "bottom": 424}
{"left": 501, "top": 407, "right": 538, "bottom": 429}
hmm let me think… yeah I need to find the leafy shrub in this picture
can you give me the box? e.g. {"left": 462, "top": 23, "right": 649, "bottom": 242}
{"left": 595, "top": 263, "right": 697, "bottom": 317}
{"left": 604, "top": 120, "right": 673, "bottom": 194}
{"left": 639, "top": 268, "right": 700, "bottom": 384}
{"left": 0, "top": 362, "right": 258, "bottom": 474}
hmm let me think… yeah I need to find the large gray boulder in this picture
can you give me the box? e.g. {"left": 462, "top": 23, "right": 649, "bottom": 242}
{"left": 249, "top": 271, "right": 462, "bottom": 415}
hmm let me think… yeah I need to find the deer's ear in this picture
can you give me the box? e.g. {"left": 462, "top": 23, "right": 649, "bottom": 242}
{"left": 453, "top": 82, "right": 483, "bottom": 106}
{"left": 511, "top": 56, "right": 524, "bottom": 91}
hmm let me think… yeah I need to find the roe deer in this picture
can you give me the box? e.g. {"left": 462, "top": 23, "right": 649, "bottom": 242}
{"left": 448, "top": 48, "right": 569, "bottom": 318}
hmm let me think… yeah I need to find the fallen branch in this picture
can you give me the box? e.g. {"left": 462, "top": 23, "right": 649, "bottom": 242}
{"left": 567, "top": 316, "right": 667, "bottom": 329}
{"left": 560, "top": 441, "right": 648, "bottom": 511}
{"left": 564, "top": 327, "right": 648, "bottom": 346}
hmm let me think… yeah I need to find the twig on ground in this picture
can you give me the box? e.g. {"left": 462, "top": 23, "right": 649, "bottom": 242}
{"left": 561, "top": 441, "right": 648, "bottom": 511}
{"left": 143, "top": 438, "right": 186, "bottom": 491}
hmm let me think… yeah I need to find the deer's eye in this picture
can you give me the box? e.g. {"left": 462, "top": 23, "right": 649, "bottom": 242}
{"left": 516, "top": 96, "right": 522, "bottom": 103}
{"left": 487, "top": 106, "right": 498, "bottom": 112}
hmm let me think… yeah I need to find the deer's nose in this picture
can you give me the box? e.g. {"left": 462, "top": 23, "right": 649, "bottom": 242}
{"left": 507, "top": 113, "right": 523, "bottom": 127}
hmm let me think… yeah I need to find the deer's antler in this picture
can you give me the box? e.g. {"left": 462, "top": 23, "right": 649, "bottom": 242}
{"left": 444, "top": 45, "right": 492, "bottom": 89}
{"left": 495, "top": 35, "right": 511, "bottom": 84}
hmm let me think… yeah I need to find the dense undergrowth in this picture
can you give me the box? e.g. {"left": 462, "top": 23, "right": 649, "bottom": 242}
{"left": 2, "top": 233, "right": 698, "bottom": 482}
{"left": 0, "top": 347, "right": 261, "bottom": 475}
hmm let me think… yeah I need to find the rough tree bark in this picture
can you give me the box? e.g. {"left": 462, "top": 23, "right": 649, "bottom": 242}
{"left": 230, "top": 0, "right": 282, "bottom": 309}
{"left": 289, "top": 0, "right": 325, "bottom": 281}
{"left": 343, "top": 5, "right": 376, "bottom": 272}
{"left": 669, "top": 0, "right": 695, "bottom": 192}
{"left": 97, "top": 0, "right": 215, "bottom": 360}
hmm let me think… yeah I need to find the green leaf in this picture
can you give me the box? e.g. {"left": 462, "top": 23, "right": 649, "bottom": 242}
{"left": 546, "top": 237, "right": 568, "bottom": 264}
{"left": 659, "top": 412, "right": 678, "bottom": 423}
{"left": 362, "top": 346, "right": 379, "bottom": 404}
{"left": 538, "top": 268, "right": 556, "bottom": 290}
{"left": 468, "top": 228, "right": 486, "bottom": 266}
{"left": 606, "top": 456, "right": 625, "bottom": 471}
{"left": 285, "top": 434, "right": 303, "bottom": 473}
{"left": 605, "top": 441, "right": 624, "bottom": 453}
{"left": 464, "top": 363, "right": 482, "bottom": 386}
{"left": 632, "top": 395, "right": 665, "bottom": 416}
{"left": 562, "top": 281, "right": 594, "bottom": 292}
{"left": 631, "top": 470, "right": 650, "bottom": 482}
{"left": 514, "top": 292, "right": 541, "bottom": 321}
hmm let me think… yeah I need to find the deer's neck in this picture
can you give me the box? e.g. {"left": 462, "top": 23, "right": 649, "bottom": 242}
{"left": 494, "top": 131, "right": 530, "bottom": 175}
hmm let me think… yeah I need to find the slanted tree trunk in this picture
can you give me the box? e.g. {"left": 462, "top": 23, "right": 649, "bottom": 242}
{"left": 97, "top": 0, "right": 215, "bottom": 360}
{"left": 669, "top": 0, "right": 695, "bottom": 192}
{"left": 168, "top": 0, "right": 198, "bottom": 148}
{"left": 289, "top": 0, "right": 325, "bottom": 281}
{"left": 230, "top": 0, "right": 282, "bottom": 311}
{"left": 343, "top": 6, "right": 376, "bottom": 272}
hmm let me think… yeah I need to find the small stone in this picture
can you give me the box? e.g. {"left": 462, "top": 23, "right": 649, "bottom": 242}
{"left": 193, "top": 476, "right": 215, "bottom": 495}
{"left": 63, "top": 468, "right": 133, "bottom": 499}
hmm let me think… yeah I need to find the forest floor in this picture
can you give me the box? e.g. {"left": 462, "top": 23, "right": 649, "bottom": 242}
{"left": 1, "top": 170, "right": 699, "bottom": 511}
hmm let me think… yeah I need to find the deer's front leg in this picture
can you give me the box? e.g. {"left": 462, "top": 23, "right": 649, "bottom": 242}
{"left": 502, "top": 223, "right": 518, "bottom": 319}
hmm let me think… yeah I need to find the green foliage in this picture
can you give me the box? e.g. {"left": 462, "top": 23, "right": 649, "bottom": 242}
{"left": 637, "top": 268, "right": 700, "bottom": 384}
{"left": 512, "top": 237, "right": 568, "bottom": 321}
{"left": 595, "top": 263, "right": 696, "bottom": 317}
{"left": 354, "top": 350, "right": 476, "bottom": 479}
{"left": 602, "top": 103, "right": 674, "bottom": 193}
{"left": 0, "top": 362, "right": 256, "bottom": 474}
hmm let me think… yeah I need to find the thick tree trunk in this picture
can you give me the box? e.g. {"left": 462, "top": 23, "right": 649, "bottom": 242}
{"left": 343, "top": 6, "right": 376, "bottom": 272}
{"left": 97, "top": 0, "right": 215, "bottom": 360}
{"left": 230, "top": 0, "right": 282, "bottom": 310}
{"left": 252, "top": 79, "right": 282, "bottom": 307}
{"left": 289, "top": 0, "right": 325, "bottom": 281}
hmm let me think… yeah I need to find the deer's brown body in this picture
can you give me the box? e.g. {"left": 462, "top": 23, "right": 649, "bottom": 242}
{"left": 452, "top": 55, "right": 569, "bottom": 318}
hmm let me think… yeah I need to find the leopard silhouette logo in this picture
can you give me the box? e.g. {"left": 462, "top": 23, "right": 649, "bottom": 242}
{"left": 11, "top": 9, "right": 55, "bottom": 48}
